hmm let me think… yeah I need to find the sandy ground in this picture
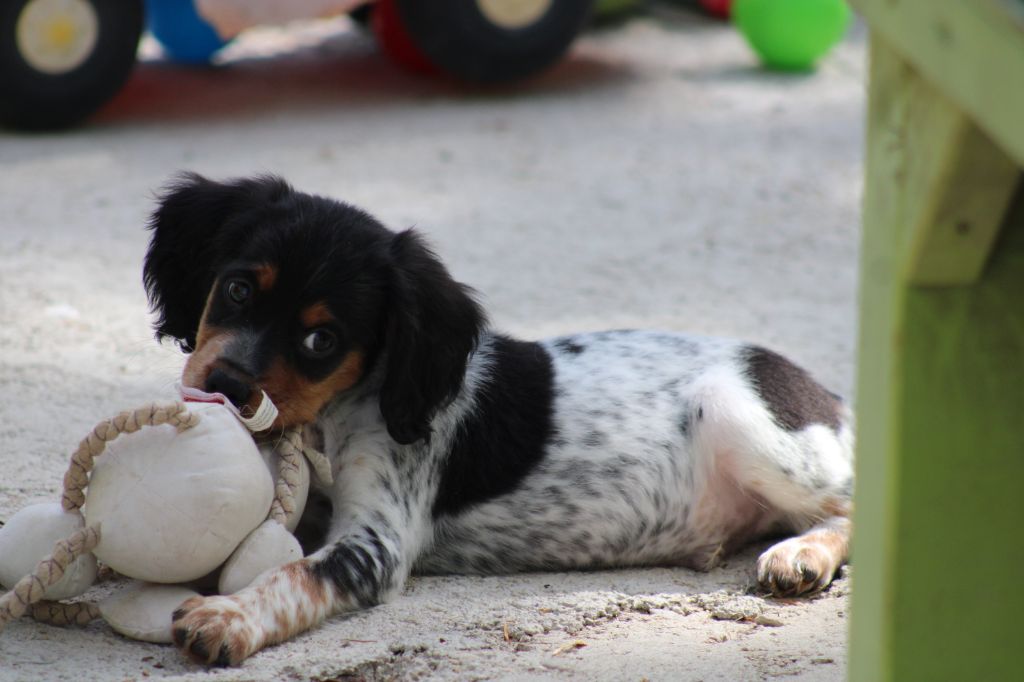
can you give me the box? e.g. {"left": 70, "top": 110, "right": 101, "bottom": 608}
{"left": 0, "top": 5, "right": 865, "bottom": 680}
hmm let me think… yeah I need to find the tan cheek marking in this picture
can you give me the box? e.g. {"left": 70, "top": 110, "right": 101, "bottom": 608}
{"left": 192, "top": 288, "right": 218, "bottom": 349}
{"left": 262, "top": 351, "right": 365, "bottom": 426}
{"left": 254, "top": 264, "right": 278, "bottom": 291}
{"left": 299, "top": 302, "right": 333, "bottom": 328}
{"left": 181, "top": 291, "right": 239, "bottom": 389}
{"left": 181, "top": 330, "right": 237, "bottom": 388}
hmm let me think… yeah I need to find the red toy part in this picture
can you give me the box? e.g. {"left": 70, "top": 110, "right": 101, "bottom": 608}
{"left": 370, "top": 0, "right": 438, "bottom": 75}
{"left": 699, "top": 0, "right": 732, "bottom": 19}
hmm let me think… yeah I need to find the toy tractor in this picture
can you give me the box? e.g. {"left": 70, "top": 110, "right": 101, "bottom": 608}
{"left": 0, "top": 0, "right": 594, "bottom": 130}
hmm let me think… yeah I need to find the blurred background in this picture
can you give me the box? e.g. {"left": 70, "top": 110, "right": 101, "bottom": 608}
{"left": 0, "top": 1, "right": 864, "bottom": 678}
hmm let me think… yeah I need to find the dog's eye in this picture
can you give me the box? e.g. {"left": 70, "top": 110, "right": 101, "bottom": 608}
{"left": 224, "top": 279, "right": 251, "bottom": 306}
{"left": 301, "top": 329, "right": 337, "bottom": 358}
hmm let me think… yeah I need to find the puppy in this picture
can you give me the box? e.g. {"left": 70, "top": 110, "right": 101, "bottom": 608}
{"left": 143, "top": 173, "right": 853, "bottom": 666}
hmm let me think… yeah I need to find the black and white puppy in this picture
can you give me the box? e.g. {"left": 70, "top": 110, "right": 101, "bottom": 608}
{"left": 144, "top": 174, "right": 853, "bottom": 666}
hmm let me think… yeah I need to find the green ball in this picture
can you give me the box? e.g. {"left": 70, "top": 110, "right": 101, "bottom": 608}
{"left": 734, "top": 0, "right": 851, "bottom": 71}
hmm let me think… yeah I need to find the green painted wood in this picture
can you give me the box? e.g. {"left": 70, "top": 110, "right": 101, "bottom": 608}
{"left": 886, "top": 189, "right": 1024, "bottom": 681}
{"left": 851, "top": 35, "right": 1019, "bottom": 287}
{"left": 849, "top": 0, "right": 1024, "bottom": 168}
{"left": 850, "top": 40, "right": 917, "bottom": 681}
{"left": 851, "top": 38, "right": 1024, "bottom": 682}
{"left": 904, "top": 119, "right": 1019, "bottom": 285}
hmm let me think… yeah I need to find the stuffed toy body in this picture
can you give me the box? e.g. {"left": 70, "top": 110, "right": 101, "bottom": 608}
{"left": 0, "top": 392, "right": 330, "bottom": 643}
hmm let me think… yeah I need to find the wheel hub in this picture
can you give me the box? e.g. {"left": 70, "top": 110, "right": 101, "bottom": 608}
{"left": 16, "top": 0, "right": 99, "bottom": 74}
{"left": 475, "top": 0, "right": 553, "bottom": 29}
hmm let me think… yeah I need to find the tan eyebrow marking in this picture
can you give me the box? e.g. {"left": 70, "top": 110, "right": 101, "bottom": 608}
{"left": 254, "top": 264, "right": 278, "bottom": 291}
{"left": 300, "top": 302, "right": 333, "bottom": 328}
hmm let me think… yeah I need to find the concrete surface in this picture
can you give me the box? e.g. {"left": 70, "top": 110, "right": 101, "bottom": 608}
{"left": 0, "top": 5, "right": 865, "bottom": 680}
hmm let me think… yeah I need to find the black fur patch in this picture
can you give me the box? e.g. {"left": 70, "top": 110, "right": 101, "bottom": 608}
{"left": 294, "top": 490, "right": 334, "bottom": 554}
{"left": 188, "top": 638, "right": 210, "bottom": 662}
{"left": 312, "top": 526, "right": 397, "bottom": 608}
{"left": 433, "top": 336, "right": 556, "bottom": 517}
{"left": 378, "top": 230, "right": 485, "bottom": 445}
{"left": 743, "top": 346, "right": 842, "bottom": 431}
{"left": 554, "top": 338, "right": 585, "bottom": 355}
{"left": 213, "top": 644, "right": 232, "bottom": 667}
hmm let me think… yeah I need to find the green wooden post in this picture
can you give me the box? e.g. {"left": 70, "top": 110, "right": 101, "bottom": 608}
{"left": 849, "top": 0, "right": 1024, "bottom": 165}
{"left": 851, "top": 33, "right": 1024, "bottom": 682}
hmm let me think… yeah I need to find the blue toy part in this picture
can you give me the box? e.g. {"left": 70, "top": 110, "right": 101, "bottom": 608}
{"left": 145, "top": 0, "right": 229, "bottom": 64}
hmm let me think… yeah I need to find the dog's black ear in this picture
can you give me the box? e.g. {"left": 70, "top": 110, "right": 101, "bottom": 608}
{"left": 143, "top": 172, "right": 290, "bottom": 352}
{"left": 379, "top": 230, "right": 485, "bottom": 445}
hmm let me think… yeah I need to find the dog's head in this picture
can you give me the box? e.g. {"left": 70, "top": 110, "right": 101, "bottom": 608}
{"left": 144, "top": 173, "right": 484, "bottom": 443}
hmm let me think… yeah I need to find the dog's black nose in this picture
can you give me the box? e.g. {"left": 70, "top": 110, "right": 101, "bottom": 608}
{"left": 205, "top": 368, "right": 253, "bottom": 409}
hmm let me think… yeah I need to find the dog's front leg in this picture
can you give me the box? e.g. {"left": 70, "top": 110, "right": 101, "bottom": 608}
{"left": 172, "top": 521, "right": 416, "bottom": 666}
{"left": 171, "top": 556, "right": 343, "bottom": 666}
{"left": 173, "top": 440, "right": 429, "bottom": 666}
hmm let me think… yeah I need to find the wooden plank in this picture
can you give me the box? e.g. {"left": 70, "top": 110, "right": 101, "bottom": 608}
{"left": 886, "top": 209, "right": 1024, "bottom": 680}
{"left": 904, "top": 119, "right": 1019, "bottom": 285}
{"left": 847, "top": 32, "right": 1018, "bottom": 287}
{"left": 849, "top": 40, "right": 912, "bottom": 681}
{"left": 850, "top": 0, "right": 1024, "bottom": 168}
{"left": 851, "top": 39, "right": 1024, "bottom": 682}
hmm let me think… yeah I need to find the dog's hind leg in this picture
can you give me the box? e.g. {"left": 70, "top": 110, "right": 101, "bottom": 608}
{"left": 756, "top": 515, "right": 851, "bottom": 596}
{"left": 689, "top": 347, "right": 855, "bottom": 596}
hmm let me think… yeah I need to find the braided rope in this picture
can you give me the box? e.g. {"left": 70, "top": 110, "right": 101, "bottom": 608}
{"left": 0, "top": 525, "right": 101, "bottom": 631}
{"left": 267, "top": 427, "right": 333, "bottom": 526}
{"left": 61, "top": 402, "right": 199, "bottom": 512}
{"left": 268, "top": 431, "right": 302, "bottom": 526}
{"left": 292, "top": 426, "right": 333, "bottom": 486}
{"left": 29, "top": 600, "right": 101, "bottom": 626}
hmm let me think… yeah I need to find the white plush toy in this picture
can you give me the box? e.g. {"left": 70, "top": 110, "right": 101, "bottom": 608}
{"left": 0, "top": 391, "right": 331, "bottom": 643}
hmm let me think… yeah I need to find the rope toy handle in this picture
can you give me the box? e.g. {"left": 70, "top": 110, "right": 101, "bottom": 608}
{"left": 0, "top": 526, "right": 101, "bottom": 630}
{"left": 268, "top": 429, "right": 302, "bottom": 526}
{"left": 61, "top": 402, "right": 199, "bottom": 512}
{"left": 266, "top": 426, "right": 333, "bottom": 527}
{"left": 30, "top": 600, "right": 102, "bottom": 626}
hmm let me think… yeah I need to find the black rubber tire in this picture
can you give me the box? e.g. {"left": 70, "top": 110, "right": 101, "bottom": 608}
{"left": 0, "top": 0, "right": 143, "bottom": 130}
{"left": 393, "top": 0, "right": 594, "bottom": 83}
{"left": 349, "top": 3, "right": 372, "bottom": 28}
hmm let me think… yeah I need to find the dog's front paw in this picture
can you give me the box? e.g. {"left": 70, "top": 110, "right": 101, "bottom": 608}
{"left": 171, "top": 595, "right": 262, "bottom": 666}
{"left": 757, "top": 536, "right": 840, "bottom": 597}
